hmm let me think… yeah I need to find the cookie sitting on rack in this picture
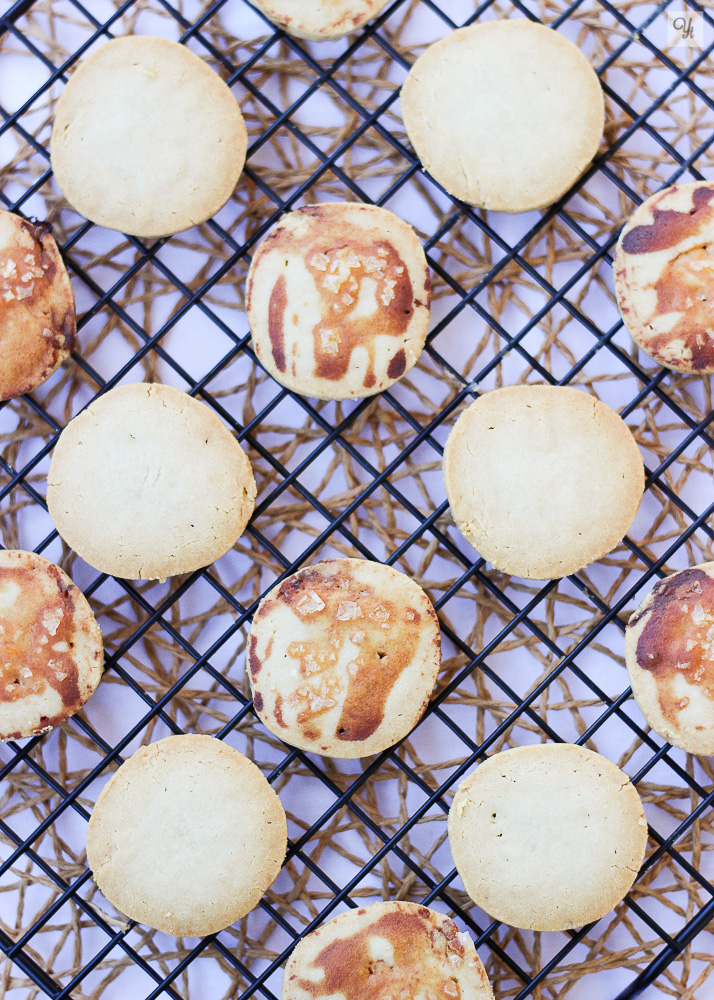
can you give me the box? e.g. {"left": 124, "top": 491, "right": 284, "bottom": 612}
{"left": 247, "top": 558, "right": 441, "bottom": 757}
{"left": 47, "top": 382, "right": 256, "bottom": 580}
{"left": 614, "top": 180, "right": 714, "bottom": 373}
{"left": 401, "top": 20, "right": 604, "bottom": 213}
{"left": 282, "top": 902, "right": 493, "bottom": 1000}
{"left": 87, "top": 735, "right": 287, "bottom": 936}
{"left": 442, "top": 384, "right": 644, "bottom": 580}
{"left": 246, "top": 202, "right": 431, "bottom": 400}
{"left": 50, "top": 35, "right": 247, "bottom": 238}
{"left": 448, "top": 744, "right": 648, "bottom": 931}
{"left": 246, "top": 0, "right": 392, "bottom": 40}
{"left": 626, "top": 562, "right": 714, "bottom": 756}
{"left": 0, "top": 211, "right": 75, "bottom": 401}
{"left": 0, "top": 549, "right": 103, "bottom": 741}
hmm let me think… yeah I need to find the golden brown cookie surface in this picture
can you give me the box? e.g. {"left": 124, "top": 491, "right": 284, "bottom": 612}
{"left": 0, "top": 211, "right": 75, "bottom": 400}
{"left": 248, "top": 558, "right": 441, "bottom": 757}
{"left": 247, "top": 0, "right": 392, "bottom": 40}
{"left": 282, "top": 902, "right": 493, "bottom": 1000}
{"left": 87, "top": 735, "right": 287, "bottom": 936}
{"left": 615, "top": 181, "right": 714, "bottom": 372}
{"left": 246, "top": 203, "right": 430, "bottom": 400}
{"left": 448, "top": 744, "right": 647, "bottom": 931}
{"left": 626, "top": 563, "right": 714, "bottom": 755}
{"left": 51, "top": 36, "right": 247, "bottom": 238}
{"left": 0, "top": 549, "right": 103, "bottom": 741}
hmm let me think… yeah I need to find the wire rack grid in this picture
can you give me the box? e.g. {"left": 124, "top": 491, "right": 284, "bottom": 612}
{"left": 2, "top": 0, "right": 714, "bottom": 998}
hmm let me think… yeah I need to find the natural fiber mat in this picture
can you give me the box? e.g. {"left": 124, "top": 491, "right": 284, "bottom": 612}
{"left": 2, "top": 1, "right": 714, "bottom": 997}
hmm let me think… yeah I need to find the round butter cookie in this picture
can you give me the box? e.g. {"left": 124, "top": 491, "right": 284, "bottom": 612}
{"left": 0, "top": 549, "right": 103, "bottom": 741}
{"left": 86, "top": 734, "right": 287, "bottom": 936}
{"left": 246, "top": 202, "right": 431, "bottom": 400}
{"left": 47, "top": 382, "right": 256, "bottom": 580}
{"left": 282, "top": 902, "right": 493, "bottom": 1000}
{"left": 248, "top": 0, "right": 391, "bottom": 40}
{"left": 0, "top": 212, "right": 75, "bottom": 400}
{"left": 614, "top": 181, "right": 714, "bottom": 372}
{"left": 401, "top": 20, "right": 604, "bottom": 212}
{"left": 247, "top": 558, "right": 441, "bottom": 757}
{"left": 442, "top": 385, "right": 644, "bottom": 580}
{"left": 625, "top": 563, "right": 714, "bottom": 755}
{"left": 51, "top": 36, "right": 247, "bottom": 238}
{"left": 448, "top": 744, "right": 647, "bottom": 931}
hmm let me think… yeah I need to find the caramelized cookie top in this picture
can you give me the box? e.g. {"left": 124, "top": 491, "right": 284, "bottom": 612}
{"left": 283, "top": 902, "right": 493, "bottom": 1000}
{"left": 0, "top": 549, "right": 103, "bottom": 741}
{"left": 615, "top": 181, "right": 714, "bottom": 372}
{"left": 626, "top": 562, "right": 714, "bottom": 755}
{"left": 248, "top": 558, "right": 440, "bottom": 758}
{"left": 0, "top": 211, "right": 75, "bottom": 401}
{"left": 246, "top": 203, "right": 430, "bottom": 400}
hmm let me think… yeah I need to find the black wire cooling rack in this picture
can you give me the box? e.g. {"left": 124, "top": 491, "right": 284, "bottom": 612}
{"left": 3, "top": 0, "right": 714, "bottom": 998}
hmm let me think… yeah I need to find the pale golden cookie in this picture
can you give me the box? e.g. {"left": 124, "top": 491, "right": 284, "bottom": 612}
{"left": 0, "top": 211, "right": 75, "bottom": 400}
{"left": 0, "top": 549, "right": 103, "bottom": 741}
{"left": 448, "top": 744, "right": 647, "bottom": 931}
{"left": 401, "top": 20, "right": 604, "bottom": 212}
{"left": 86, "top": 734, "right": 287, "bottom": 936}
{"left": 246, "top": 202, "right": 431, "bottom": 400}
{"left": 442, "top": 385, "right": 644, "bottom": 580}
{"left": 47, "top": 383, "right": 256, "bottom": 580}
{"left": 248, "top": 0, "right": 391, "bottom": 39}
{"left": 247, "top": 558, "right": 441, "bottom": 757}
{"left": 614, "top": 181, "right": 714, "bottom": 372}
{"left": 626, "top": 563, "right": 714, "bottom": 755}
{"left": 282, "top": 902, "right": 493, "bottom": 1000}
{"left": 51, "top": 36, "right": 247, "bottom": 238}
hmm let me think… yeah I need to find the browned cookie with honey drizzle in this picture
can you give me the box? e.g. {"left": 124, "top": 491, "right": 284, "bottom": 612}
{"left": 282, "top": 902, "right": 493, "bottom": 1000}
{"left": 0, "top": 549, "right": 103, "bottom": 740}
{"left": 246, "top": 202, "right": 430, "bottom": 400}
{"left": 247, "top": 558, "right": 441, "bottom": 757}
{"left": 0, "top": 211, "right": 75, "bottom": 400}
{"left": 614, "top": 181, "right": 714, "bottom": 373}
{"left": 625, "top": 563, "right": 714, "bottom": 755}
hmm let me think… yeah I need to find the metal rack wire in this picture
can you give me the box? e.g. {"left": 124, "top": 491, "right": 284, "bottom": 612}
{"left": 2, "top": 0, "right": 714, "bottom": 998}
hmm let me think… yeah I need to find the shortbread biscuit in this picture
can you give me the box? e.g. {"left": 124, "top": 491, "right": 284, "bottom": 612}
{"left": 51, "top": 36, "right": 247, "bottom": 238}
{"left": 401, "top": 20, "right": 604, "bottom": 212}
{"left": 246, "top": 202, "right": 431, "bottom": 400}
{"left": 47, "top": 383, "right": 256, "bottom": 580}
{"left": 0, "top": 549, "right": 103, "bottom": 741}
{"left": 248, "top": 0, "right": 391, "bottom": 39}
{"left": 0, "top": 212, "right": 75, "bottom": 400}
{"left": 442, "top": 385, "right": 644, "bottom": 580}
{"left": 614, "top": 181, "right": 714, "bottom": 372}
{"left": 282, "top": 902, "right": 493, "bottom": 1000}
{"left": 247, "top": 558, "right": 441, "bottom": 757}
{"left": 448, "top": 744, "right": 647, "bottom": 931}
{"left": 86, "top": 734, "right": 287, "bottom": 936}
{"left": 626, "top": 563, "right": 714, "bottom": 755}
